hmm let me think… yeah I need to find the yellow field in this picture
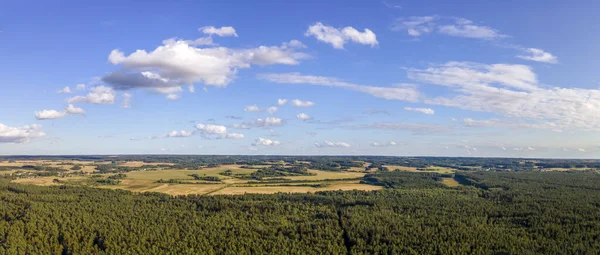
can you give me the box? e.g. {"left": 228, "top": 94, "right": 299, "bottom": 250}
{"left": 441, "top": 178, "right": 462, "bottom": 187}
{"left": 12, "top": 176, "right": 90, "bottom": 186}
{"left": 281, "top": 170, "right": 365, "bottom": 180}
{"left": 212, "top": 181, "right": 382, "bottom": 195}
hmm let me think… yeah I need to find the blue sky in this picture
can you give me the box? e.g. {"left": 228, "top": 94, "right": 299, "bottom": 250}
{"left": 1, "top": 0, "right": 600, "bottom": 157}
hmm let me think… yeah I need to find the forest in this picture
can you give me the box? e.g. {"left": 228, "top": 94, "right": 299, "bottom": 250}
{"left": 1, "top": 157, "right": 600, "bottom": 254}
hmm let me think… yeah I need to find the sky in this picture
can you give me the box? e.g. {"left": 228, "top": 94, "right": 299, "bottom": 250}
{"left": 1, "top": 0, "right": 600, "bottom": 157}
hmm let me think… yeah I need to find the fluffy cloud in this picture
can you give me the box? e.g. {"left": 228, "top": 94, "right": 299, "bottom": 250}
{"left": 167, "top": 130, "right": 194, "bottom": 137}
{"left": 290, "top": 99, "right": 315, "bottom": 108}
{"left": 305, "top": 22, "right": 378, "bottom": 49}
{"left": 249, "top": 117, "right": 283, "bottom": 127}
{"left": 122, "top": 93, "right": 132, "bottom": 108}
{"left": 57, "top": 86, "right": 72, "bottom": 94}
{"left": 404, "top": 107, "right": 434, "bottom": 115}
{"left": 0, "top": 123, "right": 45, "bottom": 143}
{"left": 244, "top": 105, "right": 261, "bottom": 112}
{"left": 408, "top": 61, "right": 600, "bottom": 130}
{"left": 259, "top": 73, "right": 420, "bottom": 102}
{"left": 200, "top": 26, "right": 238, "bottom": 37}
{"left": 75, "top": 84, "right": 86, "bottom": 90}
{"left": 35, "top": 110, "right": 66, "bottom": 120}
{"left": 371, "top": 141, "right": 397, "bottom": 147}
{"left": 517, "top": 48, "right": 558, "bottom": 64}
{"left": 196, "top": 124, "right": 228, "bottom": 134}
{"left": 296, "top": 113, "right": 311, "bottom": 120}
{"left": 253, "top": 137, "right": 280, "bottom": 146}
{"left": 102, "top": 37, "right": 308, "bottom": 94}
{"left": 65, "top": 104, "right": 85, "bottom": 114}
{"left": 277, "top": 98, "right": 288, "bottom": 105}
{"left": 314, "top": 141, "right": 351, "bottom": 148}
{"left": 393, "top": 16, "right": 506, "bottom": 40}
{"left": 68, "top": 86, "right": 116, "bottom": 104}
{"left": 166, "top": 94, "right": 181, "bottom": 100}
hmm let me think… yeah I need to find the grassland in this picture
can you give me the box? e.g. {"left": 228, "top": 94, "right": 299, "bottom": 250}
{"left": 9, "top": 162, "right": 379, "bottom": 196}
{"left": 440, "top": 177, "right": 462, "bottom": 187}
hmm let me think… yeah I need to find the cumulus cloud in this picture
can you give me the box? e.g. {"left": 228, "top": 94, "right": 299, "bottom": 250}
{"left": 195, "top": 123, "right": 244, "bottom": 139}
{"left": 253, "top": 137, "right": 280, "bottom": 146}
{"left": 102, "top": 37, "right": 308, "bottom": 95}
{"left": 277, "top": 98, "right": 288, "bottom": 105}
{"left": 122, "top": 93, "right": 132, "bottom": 108}
{"left": 167, "top": 130, "right": 194, "bottom": 137}
{"left": 200, "top": 26, "right": 238, "bottom": 37}
{"left": 305, "top": 22, "right": 378, "bottom": 49}
{"left": 259, "top": 73, "right": 420, "bottom": 102}
{"left": 65, "top": 104, "right": 85, "bottom": 114}
{"left": 0, "top": 123, "right": 45, "bottom": 143}
{"left": 57, "top": 86, "right": 72, "bottom": 94}
{"left": 371, "top": 141, "right": 397, "bottom": 147}
{"left": 517, "top": 48, "right": 558, "bottom": 64}
{"left": 247, "top": 117, "right": 283, "bottom": 127}
{"left": 166, "top": 94, "right": 181, "bottom": 100}
{"left": 35, "top": 110, "right": 66, "bottom": 120}
{"left": 244, "top": 105, "right": 261, "bottom": 112}
{"left": 75, "top": 84, "right": 86, "bottom": 90}
{"left": 404, "top": 107, "right": 435, "bottom": 115}
{"left": 290, "top": 99, "right": 315, "bottom": 107}
{"left": 196, "top": 124, "right": 227, "bottom": 135}
{"left": 314, "top": 141, "right": 351, "bottom": 148}
{"left": 296, "top": 113, "right": 311, "bottom": 120}
{"left": 392, "top": 16, "right": 506, "bottom": 40}
{"left": 67, "top": 86, "right": 116, "bottom": 104}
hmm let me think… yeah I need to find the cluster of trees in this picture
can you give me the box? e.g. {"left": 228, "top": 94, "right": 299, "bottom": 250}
{"left": 2, "top": 169, "right": 600, "bottom": 254}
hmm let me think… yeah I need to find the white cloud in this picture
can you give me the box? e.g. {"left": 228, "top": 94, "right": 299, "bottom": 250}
{"left": 296, "top": 113, "right": 311, "bottom": 120}
{"left": 251, "top": 117, "right": 283, "bottom": 127}
{"left": 75, "top": 84, "right": 86, "bottom": 90}
{"left": 463, "top": 118, "right": 500, "bottom": 127}
{"left": 404, "top": 107, "right": 435, "bottom": 115}
{"left": 57, "top": 86, "right": 72, "bottom": 94}
{"left": 67, "top": 86, "right": 116, "bottom": 104}
{"left": 231, "top": 123, "right": 250, "bottom": 129}
{"left": 244, "top": 105, "right": 261, "bottom": 112}
{"left": 259, "top": 73, "right": 420, "bottom": 102}
{"left": 577, "top": 148, "right": 586, "bottom": 152}
{"left": 65, "top": 104, "right": 85, "bottom": 114}
{"left": 266, "top": 106, "right": 278, "bottom": 114}
{"left": 517, "top": 48, "right": 558, "bottom": 64}
{"left": 167, "top": 130, "right": 194, "bottom": 137}
{"left": 35, "top": 110, "right": 66, "bottom": 120}
{"left": 196, "top": 124, "right": 228, "bottom": 134}
{"left": 200, "top": 26, "right": 238, "bottom": 37}
{"left": 393, "top": 16, "right": 506, "bottom": 40}
{"left": 305, "top": 22, "right": 378, "bottom": 49}
{"left": 225, "top": 133, "right": 245, "bottom": 139}
{"left": 253, "top": 137, "right": 280, "bottom": 146}
{"left": 314, "top": 141, "right": 351, "bottom": 148}
{"left": 371, "top": 141, "right": 397, "bottom": 147}
{"left": 102, "top": 38, "right": 308, "bottom": 92}
{"left": 438, "top": 18, "right": 506, "bottom": 39}
{"left": 408, "top": 61, "right": 600, "bottom": 131}
{"left": 290, "top": 99, "right": 315, "bottom": 107}
{"left": 166, "top": 94, "right": 181, "bottom": 100}
{"left": 277, "top": 98, "right": 288, "bottom": 105}
{"left": 391, "top": 16, "right": 437, "bottom": 36}
{"left": 122, "top": 93, "right": 132, "bottom": 108}
{"left": 0, "top": 123, "right": 45, "bottom": 143}
{"left": 527, "top": 146, "right": 535, "bottom": 151}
